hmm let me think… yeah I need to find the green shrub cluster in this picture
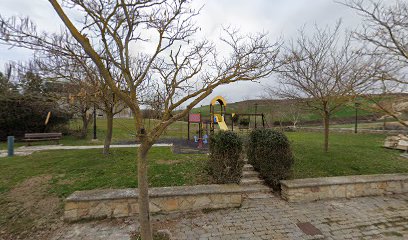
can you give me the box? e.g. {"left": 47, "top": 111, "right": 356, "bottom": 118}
{"left": 0, "top": 94, "right": 72, "bottom": 140}
{"left": 208, "top": 131, "right": 244, "bottom": 184}
{"left": 247, "top": 129, "right": 294, "bottom": 190}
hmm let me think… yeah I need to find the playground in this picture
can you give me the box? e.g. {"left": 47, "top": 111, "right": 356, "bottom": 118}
{"left": 1, "top": 95, "right": 408, "bottom": 239}
{"left": 184, "top": 96, "right": 267, "bottom": 150}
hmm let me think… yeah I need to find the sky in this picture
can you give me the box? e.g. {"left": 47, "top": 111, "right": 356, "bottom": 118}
{"left": 0, "top": 0, "right": 363, "bottom": 104}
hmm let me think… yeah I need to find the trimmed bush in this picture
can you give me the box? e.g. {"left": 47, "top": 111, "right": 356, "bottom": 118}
{"left": 208, "top": 131, "right": 244, "bottom": 184}
{"left": 247, "top": 128, "right": 263, "bottom": 170}
{"left": 248, "top": 129, "right": 294, "bottom": 190}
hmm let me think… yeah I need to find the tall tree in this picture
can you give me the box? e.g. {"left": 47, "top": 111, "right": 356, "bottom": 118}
{"left": 341, "top": 0, "right": 408, "bottom": 126}
{"left": 272, "top": 22, "right": 375, "bottom": 152}
{"left": 0, "top": 72, "right": 14, "bottom": 95}
{"left": 0, "top": 1, "right": 280, "bottom": 238}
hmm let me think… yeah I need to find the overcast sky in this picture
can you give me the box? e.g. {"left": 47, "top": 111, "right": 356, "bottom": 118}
{"left": 0, "top": 0, "right": 362, "bottom": 104}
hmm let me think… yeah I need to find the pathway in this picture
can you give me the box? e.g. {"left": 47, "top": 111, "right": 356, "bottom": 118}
{"left": 52, "top": 192, "right": 408, "bottom": 239}
{"left": 0, "top": 143, "right": 173, "bottom": 157}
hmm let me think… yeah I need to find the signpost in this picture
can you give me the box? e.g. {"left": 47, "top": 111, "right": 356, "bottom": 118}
{"left": 7, "top": 136, "right": 14, "bottom": 157}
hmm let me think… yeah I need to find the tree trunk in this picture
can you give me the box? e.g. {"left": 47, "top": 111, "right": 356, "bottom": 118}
{"left": 323, "top": 111, "right": 330, "bottom": 153}
{"left": 138, "top": 142, "right": 153, "bottom": 240}
{"left": 80, "top": 112, "right": 90, "bottom": 139}
{"left": 103, "top": 111, "right": 113, "bottom": 155}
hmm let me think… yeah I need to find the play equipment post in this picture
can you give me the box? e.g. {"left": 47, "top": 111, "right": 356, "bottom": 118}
{"left": 188, "top": 113, "right": 202, "bottom": 142}
{"left": 187, "top": 113, "right": 190, "bottom": 141}
{"left": 209, "top": 96, "right": 228, "bottom": 134}
{"left": 7, "top": 136, "right": 14, "bottom": 157}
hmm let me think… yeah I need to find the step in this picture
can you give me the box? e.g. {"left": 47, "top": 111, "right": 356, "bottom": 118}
{"left": 243, "top": 164, "right": 254, "bottom": 171}
{"left": 242, "top": 170, "right": 259, "bottom": 178}
{"left": 240, "top": 184, "right": 272, "bottom": 194}
{"left": 240, "top": 178, "right": 264, "bottom": 186}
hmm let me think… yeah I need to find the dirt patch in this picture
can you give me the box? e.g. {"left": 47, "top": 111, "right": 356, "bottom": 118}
{"left": 0, "top": 175, "right": 63, "bottom": 240}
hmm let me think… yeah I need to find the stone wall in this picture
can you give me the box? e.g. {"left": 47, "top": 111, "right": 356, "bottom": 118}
{"left": 297, "top": 127, "right": 408, "bottom": 135}
{"left": 281, "top": 174, "right": 408, "bottom": 202}
{"left": 64, "top": 184, "right": 243, "bottom": 222}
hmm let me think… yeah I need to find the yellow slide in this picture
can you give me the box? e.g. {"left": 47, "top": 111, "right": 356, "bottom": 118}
{"left": 218, "top": 121, "right": 228, "bottom": 131}
{"left": 214, "top": 114, "right": 228, "bottom": 131}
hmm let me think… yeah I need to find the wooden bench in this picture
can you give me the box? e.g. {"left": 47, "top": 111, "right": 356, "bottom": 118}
{"left": 23, "top": 133, "right": 62, "bottom": 145}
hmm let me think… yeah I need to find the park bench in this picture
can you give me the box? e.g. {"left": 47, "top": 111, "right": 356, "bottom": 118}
{"left": 23, "top": 133, "right": 62, "bottom": 145}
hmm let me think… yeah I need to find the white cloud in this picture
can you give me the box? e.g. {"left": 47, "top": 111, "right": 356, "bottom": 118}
{"left": 0, "top": 0, "right": 362, "bottom": 103}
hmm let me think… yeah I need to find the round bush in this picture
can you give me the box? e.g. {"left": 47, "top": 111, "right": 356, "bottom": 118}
{"left": 247, "top": 129, "right": 294, "bottom": 190}
{"left": 208, "top": 131, "right": 244, "bottom": 184}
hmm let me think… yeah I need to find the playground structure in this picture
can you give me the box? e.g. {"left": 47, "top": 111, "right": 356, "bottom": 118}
{"left": 209, "top": 96, "right": 266, "bottom": 134}
{"left": 187, "top": 112, "right": 208, "bottom": 148}
{"left": 187, "top": 96, "right": 267, "bottom": 147}
{"left": 210, "top": 96, "right": 229, "bottom": 134}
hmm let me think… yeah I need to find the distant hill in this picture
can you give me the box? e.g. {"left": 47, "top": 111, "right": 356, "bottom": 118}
{"left": 189, "top": 97, "right": 389, "bottom": 126}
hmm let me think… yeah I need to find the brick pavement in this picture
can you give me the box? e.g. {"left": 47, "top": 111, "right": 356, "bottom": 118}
{"left": 172, "top": 192, "right": 408, "bottom": 239}
{"left": 52, "top": 193, "right": 408, "bottom": 240}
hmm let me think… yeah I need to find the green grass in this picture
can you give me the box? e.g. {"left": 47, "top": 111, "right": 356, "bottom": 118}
{"left": 0, "top": 147, "right": 208, "bottom": 197}
{"left": 65, "top": 118, "right": 189, "bottom": 145}
{"left": 287, "top": 132, "right": 408, "bottom": 179}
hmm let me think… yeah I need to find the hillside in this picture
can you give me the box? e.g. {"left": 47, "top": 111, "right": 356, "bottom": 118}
{"left": 190, "top": 98, "right": 381, "bottom": 126}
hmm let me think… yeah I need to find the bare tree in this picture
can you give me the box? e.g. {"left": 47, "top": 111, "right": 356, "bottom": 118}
{"left": 0, "top": 1, "right": 281, "bottom": 238}
{"left": 284, "top": 101, "right": 302, "bottom": 128}
{"left": 273, "top": 22, "right": 375, "bottom": 152}
{"left": 341, "top": 0, "right": 408, "bottom": 126}
{"left": 67, "top": 82, "right": 95, "bottom": 138}
{"left": 35, "top": 48, "right": 126, "bottom": 153}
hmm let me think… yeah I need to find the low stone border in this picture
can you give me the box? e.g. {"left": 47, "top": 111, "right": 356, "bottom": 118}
{"left": 280, "top": 174, "right": 408, "bottom": 202}
{"left": 297, "top": 127, "right": 408, "bottom": 135}
{"left": 64, "top": 184, "right": 245, "bottom": 222}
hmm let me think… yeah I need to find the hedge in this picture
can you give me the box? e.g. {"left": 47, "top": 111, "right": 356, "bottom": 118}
{"left": 247, "top": 129, "right": 294, "bottom": 190}
{"left": 208, "top": 131, "right": 244, "bottom": 184}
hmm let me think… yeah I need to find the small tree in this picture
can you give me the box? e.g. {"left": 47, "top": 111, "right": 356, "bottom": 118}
{"left": 272, "top": 22, "right": 375, "bottom": 152}
{"left": 35, "top": 49, "right": 126, "bottom": 153}
{"left": 342, "top": 0, "right": 408, "bottom": 126}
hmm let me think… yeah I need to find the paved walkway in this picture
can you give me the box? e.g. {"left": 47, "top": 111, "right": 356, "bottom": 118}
{"left": 0, "top": 144, "right": 173, "bottom": 157}
{"left": 52, "top": 192, "right": 408, "bottom": 240}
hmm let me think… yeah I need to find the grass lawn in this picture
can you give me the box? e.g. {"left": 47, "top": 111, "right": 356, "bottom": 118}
{"left": 0, "top": 146, "right": 209, "bottom": 238}
{"left": 66, "top": 118, "right": 189, "bottom": 145}
{"left": 0, "top": 147, "right": 208, "bottom": 197}
{"left": 1, "top": 131, "right": 407, "bottom": 238}
{"left": 287, "top": 132, "right": 408, "bottom": 179}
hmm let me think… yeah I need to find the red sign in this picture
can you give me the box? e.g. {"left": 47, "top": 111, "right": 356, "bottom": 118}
{"left": 189, "top": 113, "right": 201, "bottom": 123}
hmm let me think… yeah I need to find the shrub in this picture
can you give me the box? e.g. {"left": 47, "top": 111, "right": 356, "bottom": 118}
{"left": 0, "top": 94, "right": 72, "bottom": 140}
{"left": 247, "top": 129, "right": 294, "bottom": 190}
{"left": 247, "top": 128, "right": 263, "bottom": 170}
{"left": 208, "top": 131, "right": 244, "bottom": 184}
{"left": 239, "top": 118, "right": 250, "bottom": 127}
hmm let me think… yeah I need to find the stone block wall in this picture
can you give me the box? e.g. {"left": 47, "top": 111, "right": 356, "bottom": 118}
{"left": 297, "top": 127, "right": 408, "bottom": 135}
{"left": 281, "top": 174, "right": 408, "bottom": 202}
{"left": 64, "top": 184, "right": 243, "bottom": 222}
